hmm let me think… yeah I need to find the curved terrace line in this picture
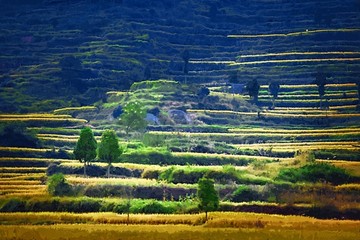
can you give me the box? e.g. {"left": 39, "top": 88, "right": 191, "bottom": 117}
{"left": 227, "top": 28, "right": 360, "bottom": 38}
{"left": 239, "top": 51, "right": 360, "bottom": 58}
{"left": 229, "top": 57, "right": 360, "bottom": 66}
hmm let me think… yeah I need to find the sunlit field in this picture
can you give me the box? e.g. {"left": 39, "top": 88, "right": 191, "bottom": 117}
{"left": 1, "top": 212, "right": 359, "bottom": 240}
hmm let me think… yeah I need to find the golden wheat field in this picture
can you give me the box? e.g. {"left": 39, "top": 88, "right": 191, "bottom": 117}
{"left": 0, "top": 212, "right": 359, "bottom": 240}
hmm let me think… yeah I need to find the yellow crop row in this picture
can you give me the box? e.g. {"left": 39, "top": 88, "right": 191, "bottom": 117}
{"left": 228, "top": 127, "right": 360, "bottom": 134}
{"left": 0, "top": 167, "right": 47, "bottom": 173}
{"left": 66, "top": 176, "right": 193, "bottom": 189}
{"left": 0, "top": 211, "right": 359, "bottom": 240}
{"left": 0, "top": 118, "right": 87, "bottom": 123}
{"left": 319, "top": 160, "right": 360, "bottom": 177}
{"left": 188, "top": 109, "right": 360, "bottom": 119}
{"left": 0, "top": 157, "right": 68, "bottom": 162}
{"left": 0, "top": 147, "right": 50, "bottom": 153}
{"left": 0, "top": 114, "right": 71, "bottom": 119}
{"left": 149, "top": 130, "right": 360, "bottom": 138}
{"left": 171, "top": 152, "right": 291, "bottom": 161}
{"left": 0, "top": 180, "right": 42, "bottom": 185}
{"left": 259, "top": 83, "right": 357, "bottom": 89}
{"left": 53, "top": 106, "right": 97, "bottom": 114}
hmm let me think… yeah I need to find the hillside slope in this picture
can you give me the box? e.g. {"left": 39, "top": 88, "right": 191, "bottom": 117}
{"left": 1, "top": 0, "right": 360, "bottom": 112}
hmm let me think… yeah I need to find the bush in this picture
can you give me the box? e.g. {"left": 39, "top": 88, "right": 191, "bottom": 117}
{"left": 120, "top": 148, "right": 171, "bottom": 165}
{"left": 0, "top": 198, "right": 26, "bottom": 212}
{"left": 47, "top": 173, "right": 72, "bottom": 196}
{"left": 276, "top": 163, "right": 352, "bottom": 185}
{"left": 131, "top": 200, "right": 174, "bottom": 214}
{"left": 231, "top": 185, "right": 259, "bottom": 202}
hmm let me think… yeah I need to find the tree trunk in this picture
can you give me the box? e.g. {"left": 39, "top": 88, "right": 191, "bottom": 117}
{"left": 107, "top": 163, "right": 111, "bottom": 178}
{"left": 205, "top": 211, "right": 208, "bottom": 222}
{"left": 83, "top": 161, "right": 87, "bottom": 177}
{"left": 272, "top": 97, "right": 275, "bottom": 109}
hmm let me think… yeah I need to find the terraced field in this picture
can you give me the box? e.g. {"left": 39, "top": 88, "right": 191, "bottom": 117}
{"left": 1, "top": 1, "right": 360, "bottom": 239}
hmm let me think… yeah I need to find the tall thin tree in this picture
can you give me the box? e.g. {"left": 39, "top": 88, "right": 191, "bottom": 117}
{"left": 98, "top": 129, "right": 121, "bottom": 178}
{"left": 74, "top": 127, "right": 97, "bottom": 177}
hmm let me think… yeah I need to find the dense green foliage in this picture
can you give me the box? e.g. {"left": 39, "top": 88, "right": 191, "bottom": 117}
{"left": 73, "top": 127, "right": 97, "bottom": 176}
{"left": 47, "top": 173, "right": 72, "bottom": 196}
{"left": 276, "top": 163, "right": 352, "bottom": 185}
{"left": 98, "top": 129, "right": 122, "bottom": 177}
{"left": 120, "top": 102, "right": 147, "bottom": 137}
{"left": 197, "top": 178, "right": 219, "bottom": 220}
{"left": 230, "top": 185, "right": 259, "bottom": 202}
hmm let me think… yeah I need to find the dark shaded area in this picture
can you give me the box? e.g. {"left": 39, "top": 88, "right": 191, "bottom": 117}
{"left": 0, "top": 123, "right": 40, "bottom": 148}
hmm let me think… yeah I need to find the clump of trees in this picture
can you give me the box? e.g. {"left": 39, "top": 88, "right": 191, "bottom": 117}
{"left": 74, "top": 127, "right": 123, "bottom": 178}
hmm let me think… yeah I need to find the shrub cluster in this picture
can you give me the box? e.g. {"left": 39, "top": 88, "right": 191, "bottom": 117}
{"left": 47, "top": 163, "right": 142, "bottom": 178}
{"left": 276, "top": 162, "right": 352, "bottom": 185}
{"left": 0, "top": 197, "right": 194, "bottom": 214}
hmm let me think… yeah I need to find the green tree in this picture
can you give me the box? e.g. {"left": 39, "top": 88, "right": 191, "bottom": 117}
{"left": 268, "top": 81, "right": 280, "bottom": 109}
{"left": 246, "top": 79, "right": 260, "bottom": 104}
{"left": 98, "top": 129, "right": 122, "bottom": 178}
{"left": 47, "top": 173, "right": 72, "bottom": 196}
{"left": 197, "top": 177, "right": 219, "bottom": 221}
{"left": 119, "top": 102, "right": 147, "bottom": 139}
{"left": 74, "top": 127, "right": 97, "bottom": 177}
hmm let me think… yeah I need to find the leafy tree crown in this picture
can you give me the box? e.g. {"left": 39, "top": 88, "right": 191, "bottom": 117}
{"left": 98, "top": 129, "right": 122, "bottom": 163}
{"left": 197, "top": 177, "right": 219, "bottom": 212}
{"left": 74, "top": 127, "right": 97, "bottom": 163}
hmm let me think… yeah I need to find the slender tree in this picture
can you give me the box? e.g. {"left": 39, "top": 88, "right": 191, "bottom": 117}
{"left": 182, "top": 49, "right": 190, "bottom": 74}
{"left": 98, "top": 129, "right": 122, "bottom": 178}
{"left": 197, "top": 177, "right": 219, "bottom": 222}
{"left": 268, "top": 81, "right": 280, "bottom": 109}
{"left": 119, "top": 102, "right": 147, "bottom": 139}
{"left": 74, "top": 127, "right": 97, "bottom": 177}
{"left": 246, "top": 79, "right": 260, "bottom": 104}
{"left": 314, "top": 71, "right": 327, "bottom": 109}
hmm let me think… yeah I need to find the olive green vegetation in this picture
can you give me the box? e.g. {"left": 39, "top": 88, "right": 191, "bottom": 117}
{"left": 47, "top": 173, "right": 72, "bottom": 196}
{"left": 197, "top": 178, "right": 219, "bottom": 221}
{"left": 98, "top": 129, "right": 122, "bottom": 177}
{"left": 119, "top": 102, "right": 147, "bottom": 138}
{"left": 73, "top": 127, "right": 97, "bottom": 177}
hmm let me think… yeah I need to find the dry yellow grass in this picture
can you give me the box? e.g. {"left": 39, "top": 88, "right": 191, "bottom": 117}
{"left": 66, "top": 176, "right": 193, "bottom": 189}
{"left": 319, "top": 160, "right": 360, "bottom": 177}
{"left": 0, "top": 114, "right": 72, "bottom": 119}
{"left": 53, "top": 106, "right": 97, "bottom": 114}
{"left": 0, "top": 118, "right": 87, "bottom": 123}
{"left": 232, "top": 141, "right": 359, "bottom": 152}
{"left": 0, "top": 212, "right": 359, "bottom": 240}
{"left": 0, "top": 180, "right": 41, "bottom": 185}
{"left": 0, "top": 167, "right": 47, "bottom": 173}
